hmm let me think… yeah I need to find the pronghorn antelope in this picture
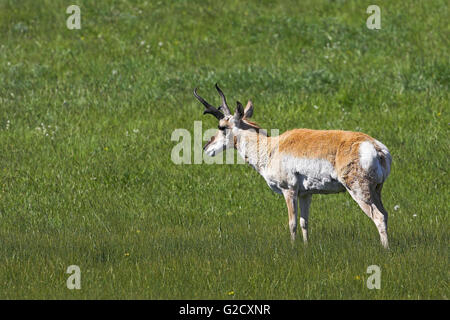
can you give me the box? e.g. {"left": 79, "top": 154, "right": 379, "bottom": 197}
{"left": 194, "top": 84, "right": 392, "bottom": 248}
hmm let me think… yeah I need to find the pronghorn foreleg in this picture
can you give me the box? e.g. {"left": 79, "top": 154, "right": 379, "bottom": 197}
{"left": 298, "top": 194, "right": 312, "bottom": 244}
{"left": 282, "top": 188, "right": 298, "bottom": 242}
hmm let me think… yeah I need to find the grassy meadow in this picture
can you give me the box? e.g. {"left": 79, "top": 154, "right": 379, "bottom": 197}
{"left": 0, "top": 0, "right": 448, "bottom": 299}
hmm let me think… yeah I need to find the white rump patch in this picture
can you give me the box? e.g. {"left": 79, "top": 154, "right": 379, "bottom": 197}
{"left": 359, "top": 141, "right": 377, "bottom": 171}
{"left": 359, "top": 141, "right": 384, "bottom": 183}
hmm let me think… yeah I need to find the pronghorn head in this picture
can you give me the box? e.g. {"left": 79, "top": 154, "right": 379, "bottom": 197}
{"left": 194, "top": 84, "right": 255, "bottom": 157}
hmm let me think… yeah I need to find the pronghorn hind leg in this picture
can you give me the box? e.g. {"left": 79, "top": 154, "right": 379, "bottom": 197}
{"left": 282, "top": 189, "right": 298, "bottom": 242}
{"left": 298, "top": 194, "right": 312, "bottom": 244}
{"left": 346, "top": 182, "right": 389, "bottom": 249}
{"left": 371, "top": 183, "right": 389, "bottom": 248}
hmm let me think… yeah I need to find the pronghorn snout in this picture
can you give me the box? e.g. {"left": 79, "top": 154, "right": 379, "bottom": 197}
{"left": 203, "top": 136, "right": 215, "bottom": 151}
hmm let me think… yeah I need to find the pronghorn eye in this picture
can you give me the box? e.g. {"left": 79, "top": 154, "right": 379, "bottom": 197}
{"left": 218, "top": 125, "right": 227, "bottom": 131}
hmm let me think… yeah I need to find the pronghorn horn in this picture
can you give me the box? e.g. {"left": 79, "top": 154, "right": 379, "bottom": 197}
{"left": 193, "top": 88, "right": 224, "bottom": 120}
{"left": 215, "top": 83, "right": 231, "bottom": 116}
{"left": 235, "top": 100, "right": 244, "bottom": 119}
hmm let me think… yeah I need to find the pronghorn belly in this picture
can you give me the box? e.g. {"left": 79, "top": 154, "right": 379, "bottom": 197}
{"left": 298, "top": 174, "right": 345, "bottom": 194}
{"left": 283, "top": 156, "right": 345, "bottom": 194}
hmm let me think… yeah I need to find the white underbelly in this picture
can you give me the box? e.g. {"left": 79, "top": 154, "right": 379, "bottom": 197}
{"left": 263, "top": 156, "right": 345, "bottom": 195}
{"left": 298, "top": 174, "right": 345, "bottom": 194}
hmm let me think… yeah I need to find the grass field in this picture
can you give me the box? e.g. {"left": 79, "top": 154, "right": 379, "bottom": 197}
{"left": 0, "top": 0, "right": 448, "bottom": 299}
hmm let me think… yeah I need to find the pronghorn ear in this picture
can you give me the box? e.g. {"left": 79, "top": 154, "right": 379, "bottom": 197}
{"left": 244, "top": 100, "right": 253, "bottom": 119}
{"left": 235, "top": 101, "right": 244, "bottom": 120}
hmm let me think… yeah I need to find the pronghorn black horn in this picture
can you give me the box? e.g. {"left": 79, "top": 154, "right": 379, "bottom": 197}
{"left": 215, "top": 83, "right": 231, "bottom": 116}
{"left": 236, "top": 100, "right": 244, "bottom": 119}
{"left": 194, "top": 88, "right": 224, "bottom": 120}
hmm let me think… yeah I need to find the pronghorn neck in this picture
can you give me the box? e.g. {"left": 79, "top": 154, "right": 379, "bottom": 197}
{"left": 234, "top": 126, "right": 273, "bottom": 172}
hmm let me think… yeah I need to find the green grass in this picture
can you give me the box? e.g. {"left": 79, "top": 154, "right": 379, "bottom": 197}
{"left": 0, "top": 0, "right": 448, "bottom": 299}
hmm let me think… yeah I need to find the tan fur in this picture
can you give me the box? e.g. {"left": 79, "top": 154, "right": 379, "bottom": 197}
{"left": 278, "top": 129, "right": 372, "bottom": 165}
{"left": 276, "top": 129, "right": 380, "bottom": 185}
